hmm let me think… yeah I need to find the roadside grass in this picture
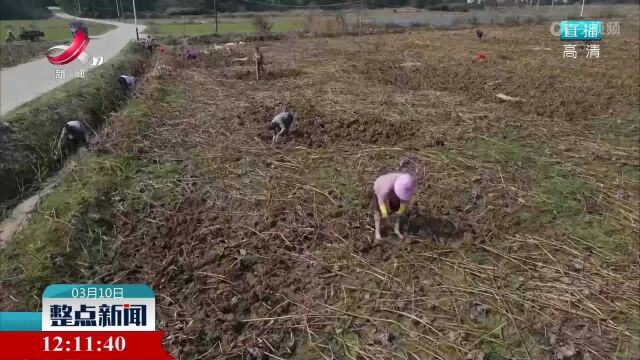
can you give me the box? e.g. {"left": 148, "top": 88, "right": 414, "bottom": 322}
{"left": 123, "top": 98, "right": 151, "bottom": 133}
{"left": 1, "top": 19, "right": 115, "bottom": 43}
{"left": 0, "top": 155, "right": 135, "bottom": 309}
{"left": 147, "top": 20, "right": 302, "bottom": 36}
{"left": 0, "top": 42, "right": 148, "bottom": 207}
{"left": 0, "top": 153, "right": 183, "bottom": 310}
{"left": 0, "top": 40, "right": 58, "bottom": 68}
{"left": 0, "top": 81, "right": 181, "bottom": 304}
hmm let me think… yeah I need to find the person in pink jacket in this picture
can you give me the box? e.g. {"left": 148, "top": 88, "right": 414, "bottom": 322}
{"left": 371, "top": 173, "right": 417, "bottom": 241}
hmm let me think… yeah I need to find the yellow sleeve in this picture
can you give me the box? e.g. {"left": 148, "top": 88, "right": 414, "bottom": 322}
{"left": 379, "top": 204, "right": 388, "bottom": 218}
{"left": 397, "top": 203, "right": 407, "bottom": 215}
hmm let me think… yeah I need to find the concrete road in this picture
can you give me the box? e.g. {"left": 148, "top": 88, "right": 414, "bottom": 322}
{"left": 0, "top": 9, "right": 145, "bottom": 117}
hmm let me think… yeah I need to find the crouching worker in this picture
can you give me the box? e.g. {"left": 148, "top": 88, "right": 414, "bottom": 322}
{"left": 186, "top": 48, "right": 198, "bottom": 61}
{"left": 269, "top": 111, "right": 294, "bottom": 143}
{"left": 118, "top": 74, "right": 136, "bottom": 96}
{"left": 57, "top": 120, "right": 90, "bottom": 156}
{"left": 372, "top": 173, "right": 417, "bottom": 241}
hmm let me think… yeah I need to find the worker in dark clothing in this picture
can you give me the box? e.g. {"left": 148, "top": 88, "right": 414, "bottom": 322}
{"left": 57, "top": 120, "right": 90, "bottom": 156}
{"left": 118, "top": 75, "right": 136, "bottom": 96}
{"left": 269, "top": 111, "right": 294, "bottom": 143}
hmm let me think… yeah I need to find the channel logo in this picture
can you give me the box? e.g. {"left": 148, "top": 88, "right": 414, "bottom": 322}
{"left": 559, "top": 20, "right": 602, "bottom": 41}
{"left": 46, "top": 24, "right": 91, "bottom": 66}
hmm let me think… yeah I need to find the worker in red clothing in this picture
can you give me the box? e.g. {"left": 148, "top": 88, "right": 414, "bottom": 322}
{"left": 254, "top": 46, "right": 265, "bottom": 80}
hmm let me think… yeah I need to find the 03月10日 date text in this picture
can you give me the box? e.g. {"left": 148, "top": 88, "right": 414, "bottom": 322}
{"left": 43, "top": 335, "right": 126, "bottom": 352}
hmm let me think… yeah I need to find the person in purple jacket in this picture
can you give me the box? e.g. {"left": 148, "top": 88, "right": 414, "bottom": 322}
{"left": 371, "top": 173, "right": 417, "bottom": 241}
{"left": 186, "top": 48, "right": 198, "bottom": 61}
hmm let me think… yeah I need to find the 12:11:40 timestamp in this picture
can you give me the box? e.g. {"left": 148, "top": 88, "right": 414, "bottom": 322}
{"left": 43, "top": 336, "right": 126, "bottom": 352}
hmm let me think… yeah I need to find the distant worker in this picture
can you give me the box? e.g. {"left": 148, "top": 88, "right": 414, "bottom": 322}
{"left": 371, "top": 173, "right": 417, "bottom": 241}
{"left": 118, "top": 75, "right": 136, "bottom": 96}
{"left": 476, "top": 29, "right": 483, "bottom": 41}
{"left": 186, "top": 48, "right": 198, "bottom": 61}
{"left": 70, "top": 22, "right": 88, "bottom": 37}
{"left": 144, "top": 34, "right": 155, "bottom": 54}
{"left": 5, "top": 30, "right": 15, "bottom": 42}
{"left": 254, "top": 46, "right": 264, "bottom": 81}
{"left": 269, "top": 111, "right": 294, "bottom": 143}
{"left": 224, "top": 42, "right": 236, "bottom": 56}
{"left": 57, "top": 120, "right": 90, "bottom": 155}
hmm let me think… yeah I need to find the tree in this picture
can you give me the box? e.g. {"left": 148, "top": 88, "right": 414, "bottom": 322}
{"left": 0, "top": 0, "right": 55, "bottom": 20}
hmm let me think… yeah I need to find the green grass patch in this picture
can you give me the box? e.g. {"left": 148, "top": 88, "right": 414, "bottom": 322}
{"left": 538, "top": 167, "right": 631, "bottom": 255}
{"left": 539, "top": 168, "right": 598, "bottom": 220}
{"left": 148, "top": 20, "right": 301, "bottom": 36}
{"left": 466, "top": 132, "right": 541, "bottom": 169}
{"left": 0, "top": 155, "right": 135, "bottom": 309}
{"left": 125, "top": 161, "right": 183, "bottom": 214}
{"left": 590, "top": 112, "right": 640, "bottom": 148}
{"left": 124, "top": 98, "right": 151, "bottom": 133}
{"left": 466, "top": 132, "right": 633, "bottom": 256}
{"left": 1, "top": 18, "right": 115, "bottom": 43}
{"left": 159, "top": 82, "right": 186, "bottom": 104}
{"left": 536, "top": 170, "right": 627, "bottom": 254}
{"left": 0, "top": 152, "right": 183, "bottom": 310}
{"left": 619, "top": 163, "right": 640, "bottom": 183}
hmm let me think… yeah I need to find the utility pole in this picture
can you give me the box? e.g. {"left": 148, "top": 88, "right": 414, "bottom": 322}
{"left": 214, "top": 0, "right": 218, "bottom": 33}
{"left": 115, "top": 0, "right": 120, "bottom": 21}
{"left": 359, "top": 0, "right": 364, "bottom": 37}
{"left": 133, "top": 0, "right": 139, "bottom": 40}
{"left": 77, "top": 0, "right": 81, "bottom": 16}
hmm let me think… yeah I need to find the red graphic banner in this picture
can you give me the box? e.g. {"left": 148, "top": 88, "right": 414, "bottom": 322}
{"left": 0, "top": 331, "right": 173, "bottom": 360}
{"left": 46, "top": 29, "right": 90, "bottom": 66}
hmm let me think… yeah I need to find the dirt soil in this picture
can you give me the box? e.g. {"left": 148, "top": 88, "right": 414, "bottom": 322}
{"left": 2, "top": 24, "right": 639, "bottom": 360}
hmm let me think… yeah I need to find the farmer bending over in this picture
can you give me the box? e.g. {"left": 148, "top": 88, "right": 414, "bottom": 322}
{"left": 57, "top": 120, "right": 90, "bottom": 155}
{"left": 372, "top": 173, "right": 417, "bottom": 241}
{"left": 118, "top": 75, "right": 136, "bottom": 96}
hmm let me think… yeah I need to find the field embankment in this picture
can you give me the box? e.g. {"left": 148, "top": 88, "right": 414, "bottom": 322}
{"left": 0, "top": 42, "right": 149, "bottom": 213}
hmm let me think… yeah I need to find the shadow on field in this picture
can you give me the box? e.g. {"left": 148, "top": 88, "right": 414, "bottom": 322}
{"left": 402, "top": 211, "right": 458, "bottom": 238}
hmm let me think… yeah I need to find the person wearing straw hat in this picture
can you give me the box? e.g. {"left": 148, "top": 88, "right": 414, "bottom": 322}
{"left": 371, "top": 172, "right": 417, "bottom": 241}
